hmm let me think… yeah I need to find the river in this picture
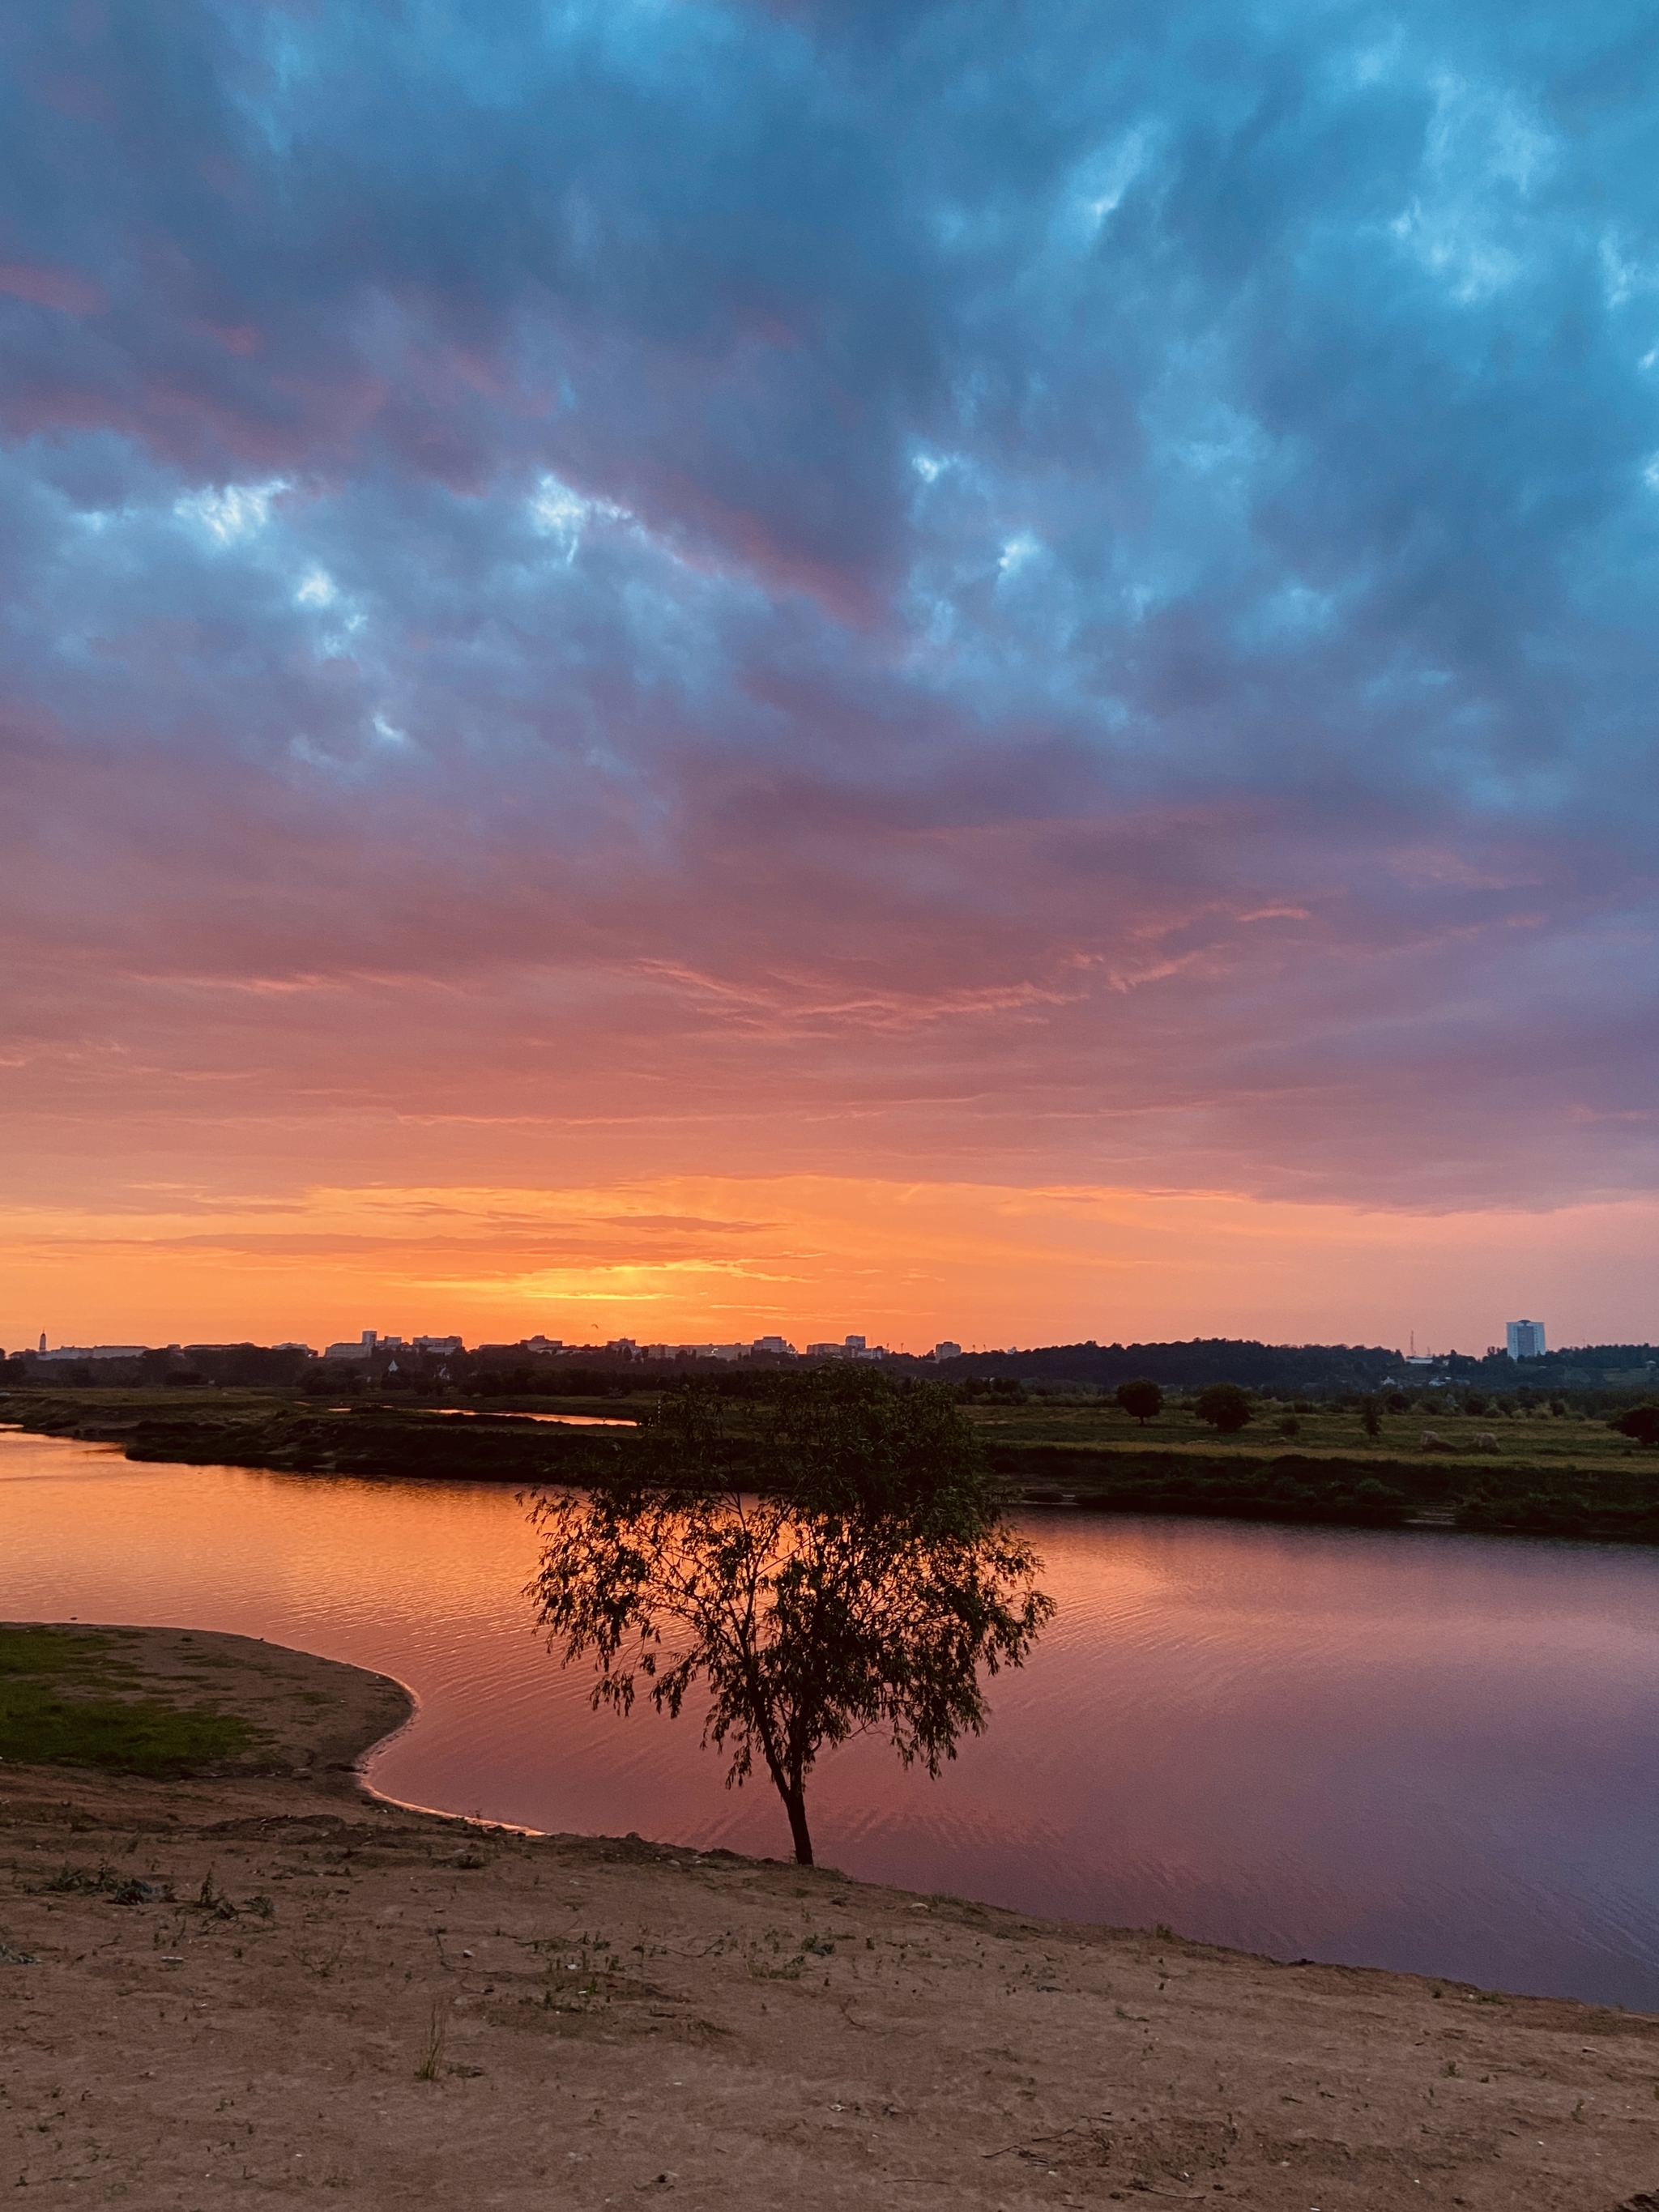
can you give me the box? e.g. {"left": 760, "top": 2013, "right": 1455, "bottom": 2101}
{"left": 4, "top": 1427, "right": 1657, "bottom": 2008}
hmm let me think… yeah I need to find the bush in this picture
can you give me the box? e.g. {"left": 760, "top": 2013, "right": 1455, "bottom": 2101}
{"left": 1192, "top": 1383, "right": 1252, "bottom": 1434}
{"left": 1611, "top": 1404, "right": 1659, "bottom": 1448}
{"left": 957, "top": 1377, "right": 1029, "bottom": 1406}
{"left": 1115, "top": 1379, "right": 1163, "bottom": 1426}
{"left": 1350, "top": 1477, "right": 1409, "bottom": 1524}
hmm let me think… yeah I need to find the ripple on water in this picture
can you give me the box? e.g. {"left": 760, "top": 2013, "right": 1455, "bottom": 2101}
{"left": 3, "top": 1429, "right": 1659, "bottom": 2005}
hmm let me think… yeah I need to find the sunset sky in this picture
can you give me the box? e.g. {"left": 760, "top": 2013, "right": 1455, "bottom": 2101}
{"left": 2, "top": 1, "right": 1656, "bottom": 1355}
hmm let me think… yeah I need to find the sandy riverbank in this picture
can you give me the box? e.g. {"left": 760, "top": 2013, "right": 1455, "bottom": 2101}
{"left": 2, "top": 1629, "right": 1656, "bottom": 2210}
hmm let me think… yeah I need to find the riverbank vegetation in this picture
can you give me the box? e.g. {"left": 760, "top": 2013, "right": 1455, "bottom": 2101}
{"left": 5, "top": 1376, "right": 1658, "bottom": 1544}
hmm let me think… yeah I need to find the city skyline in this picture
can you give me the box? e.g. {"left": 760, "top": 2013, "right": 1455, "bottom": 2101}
{"left": 18, "top": 1312, "right": 1651, "bottom": 1371}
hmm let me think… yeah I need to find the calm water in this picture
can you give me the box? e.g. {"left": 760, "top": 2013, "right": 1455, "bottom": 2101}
{"left": 4, "top": 1427, "right": 1657, "bottom": 2008}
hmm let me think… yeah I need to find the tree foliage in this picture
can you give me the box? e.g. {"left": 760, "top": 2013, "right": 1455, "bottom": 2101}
{"left": 1192, "top": 1381, "right": 1253, "bottom": 1434}
{"left": 526, "top": 1370, "right": 1054, "bottom": 1865}
{"left": 1611, "top": 1403, "right": 1659, "bottom": 1447}
{"left": 1114, "top": 1378, "right": 1163, "bottom": 1425}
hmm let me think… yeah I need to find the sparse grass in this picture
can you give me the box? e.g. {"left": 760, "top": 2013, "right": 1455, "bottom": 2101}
{"left": 744, "top": 1950, "right": 803, "bottom": 1980}
{"left": 415, "top": 1997, "right": 450, "bottom": 2080}
{"left": 36, "top": 1863, "right": 172, "bottom": 1904}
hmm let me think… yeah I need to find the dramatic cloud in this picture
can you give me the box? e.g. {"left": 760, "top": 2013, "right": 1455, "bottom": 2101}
{"left": 1, "top": 0, "right": 1656, "bottom": 1340}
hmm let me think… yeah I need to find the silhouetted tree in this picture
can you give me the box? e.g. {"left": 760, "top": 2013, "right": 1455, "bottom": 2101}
{"left": 1115, "top": 1379, "right": 1163, "bottom": 1426}
{"left": 527, "top": 1370, "right": 1053, "bottom": 1866}
{"left": 1360, "top": 1396, "right": 1382, "bottom": 1438}
{"left": 1192, "top": 1382, "right": 1253, "bottom": 1434}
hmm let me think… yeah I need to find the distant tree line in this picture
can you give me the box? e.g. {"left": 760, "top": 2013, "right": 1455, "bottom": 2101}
{"left": 902, "top": 1340, "right": 1659, "bottom": 1399}
{"left": 911, "top": 1339, "right": 1407, "bottom": 1394}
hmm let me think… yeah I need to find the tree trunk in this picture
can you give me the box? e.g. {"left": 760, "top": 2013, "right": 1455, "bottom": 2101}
{"left": 780, "top": 1779, "right": 813, "bottom": 1866}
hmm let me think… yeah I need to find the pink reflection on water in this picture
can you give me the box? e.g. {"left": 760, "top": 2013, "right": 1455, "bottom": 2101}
{"left": 428, "top": 1409, "right": 636, "bottom": 1427}
{"left": 2, "top": 1429, "right": 1658, "bottom": 2005}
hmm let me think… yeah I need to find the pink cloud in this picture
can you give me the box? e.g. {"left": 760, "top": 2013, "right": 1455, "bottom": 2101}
{"left": 0, "top": 262, "right": 107, "bottom": 315}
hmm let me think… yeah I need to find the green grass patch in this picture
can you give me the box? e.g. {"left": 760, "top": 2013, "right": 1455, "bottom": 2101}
{"left": 0, "top": 1625, "right": 261, "bottom": 1777}
{"left": 0, "top": 1623, "right": 126, "bottom": 1684}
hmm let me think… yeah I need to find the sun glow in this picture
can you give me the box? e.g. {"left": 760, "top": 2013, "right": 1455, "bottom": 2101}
{"left": 1, "top": 1176, "right": 1653, "bottom": 1354}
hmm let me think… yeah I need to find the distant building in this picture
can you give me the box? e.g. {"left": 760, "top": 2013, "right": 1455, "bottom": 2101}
{"left": 322, "top": 1331, "right": 381, "bottom": 1361}
{"left": 751, "top": 1336, "right": 792, "bottom": 1355}
{"left": 35, "top": 1344, "right": 147, "bottom": 1362}
{"left": 1506, "top": 1319, "right": 1546, "bottom": 1360}
{"left": 640, "top": 1342, "right": 747, "bottom": 1362}
{"left": 844, "top": 1335, "right": 867, "bottom": 1352}
{"left": 411, "top": 1336, "right": 463, "bottom": 1355}
{"left": 932, "top": 1340, "right": 962, "bottom": 1360}
{"left": 805, "top": 1341, "right": 846, "bottom": 1358}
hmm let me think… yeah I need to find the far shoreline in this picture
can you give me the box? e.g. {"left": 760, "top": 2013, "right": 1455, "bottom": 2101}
{"left": 7, "top": 1383, "right": 1658, "bottom": 1546}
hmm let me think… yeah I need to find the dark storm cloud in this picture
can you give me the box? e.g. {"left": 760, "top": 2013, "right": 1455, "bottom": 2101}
{"left": 0, "top": 0, "right": 1655, "bottom": 1204}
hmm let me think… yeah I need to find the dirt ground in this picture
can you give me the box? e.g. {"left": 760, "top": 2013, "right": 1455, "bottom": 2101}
{"left": 1, "top": 1632, "right": 1656, "bottom": 2210}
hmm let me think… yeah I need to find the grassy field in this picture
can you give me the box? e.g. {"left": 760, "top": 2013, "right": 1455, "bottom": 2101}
{"left": 958, "top": 1390, "right": 1650, "bottom": 1477}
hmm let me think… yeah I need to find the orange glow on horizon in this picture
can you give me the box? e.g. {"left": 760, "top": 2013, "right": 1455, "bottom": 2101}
{"left": 2, "top": 1175, "right": 1653, "bottom": 1356}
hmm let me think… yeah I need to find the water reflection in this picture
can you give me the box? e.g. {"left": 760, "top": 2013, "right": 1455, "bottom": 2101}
{"left": 2, "top": 1428, "right": 1657, "bottom": 2006}
{"left": 428, "top": 1409, "right": 636, "bottom": 1427}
